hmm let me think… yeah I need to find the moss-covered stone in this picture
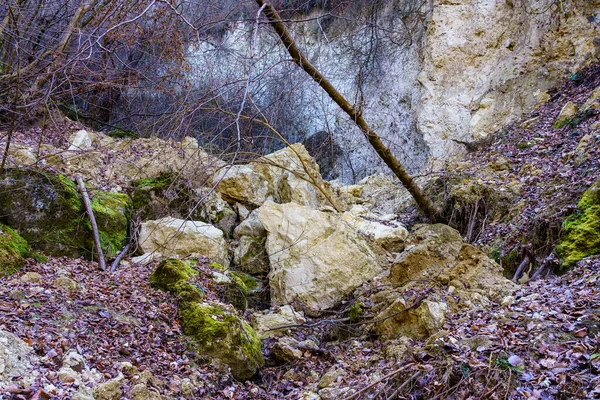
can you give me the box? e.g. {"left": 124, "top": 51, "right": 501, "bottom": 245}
{"left": 149, "top": 259, "right": 204, "bottom": 303}
{"left": 0, "top": 223, "right": 30, "bottom": 277}
{"left": 0, "top": 169, "right": 130, "bottom": 259}
{"left": 180, "top": 301, "right": 264, "bottom": 380}
{"left": 556, "top": 179, "right": 600, "bottom": 268}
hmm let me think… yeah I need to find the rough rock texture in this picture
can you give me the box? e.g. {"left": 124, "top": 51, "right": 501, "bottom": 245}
{"left": 341, "top": 206, "right": 408, "bottom": 252}
{"left": 0, "top": 169, "right": 130, "bottom": 259}
{"left": 213, "top": 165, "right": 270, "bottom": 206}
{"left": 556, "top": 178, "right": 600, "bottom": 267}
{"left": 233, "top": 236, "right": 269, "bottom": 275}
{"left": 257, "top": 201, "right": 381, "bottom": 311}
{"left": 418, "top": 1, "right": 600, "bottom": 159}
{"left": 138, "top": 217, "right": 229, "bottom": 267}
{"left": 251, "top": 305, "right": 307, "bottom": 339}
{"left": 0, "top": 330, "right": 37, "bottom": 389}
{"left": 376, "top": 299, "right": 448, "bottom": 339}
{"left": 0, "top": 223, "right": 30, "bottom": 277}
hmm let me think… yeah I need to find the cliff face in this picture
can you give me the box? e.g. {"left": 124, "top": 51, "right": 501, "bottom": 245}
{"left": 418, "top": 0, "right": 600, "bottom": 160}
{"left": 188, "top": 1, "right": 600, "bottom": 182}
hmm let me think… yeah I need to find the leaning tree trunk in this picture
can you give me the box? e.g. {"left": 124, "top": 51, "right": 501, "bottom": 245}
{"left": 254, "top": 0, "right": 441, "bottom": 222}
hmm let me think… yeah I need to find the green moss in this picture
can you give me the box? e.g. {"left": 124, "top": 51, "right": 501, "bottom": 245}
{"left": 556, "top": 180, "right": 600, "bottom": 268}
{"left": 149, "top": 259, "right": 204, "bottom": 302}
{"left": 209, "top": 261, "right": 227, "bottom": 271}
{"left": 90, "top": 191, "right": 131, "bottom": 258}
{"left": 30, "top": 252, "right": 48, "bottom": 263}
{"left": 516, "top": 141, "right": 534, "bottom": 150}
{"left": 180, "top": 301, "right": 263, "bottom": 380}
{"left": 0, "top": 223, "right": 30, "bottom": 277}
{"left": 107, "top": 128, "right": 138, "bottom": 139}
{"left": 349, "top": 301, "right": 364, "bottom": 323}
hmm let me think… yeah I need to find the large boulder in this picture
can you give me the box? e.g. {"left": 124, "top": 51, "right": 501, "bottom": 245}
{"left": 150, "top": 259, "right": 263, "bottom": 380}
{"left": 0, "top": 169, "right": 130, "bottom": 258}
{"left": 257, "top": 201, "right": 381, "bottom": 311}
{"left": 341, "top": 206, "right": 408, "bottom": 253}
{"left": 138, "top": 217, "right": 229, "bottom": 267}
{"left": 0, "top": 330, "right": 37, "bottom": 390}
{"left": 213, "top": 144, "right": 340, "bottom": 210}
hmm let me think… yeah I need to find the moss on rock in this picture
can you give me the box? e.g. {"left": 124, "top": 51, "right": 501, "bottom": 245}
{"left": 556, "top": 179, "right": 600, "bottom": 268}
{"left": 180, "top": 301, "right": 263, "bottom": 380}
{"left": 149, "top": 259, "right": 204, "bottom": 303}
{"left": 0, "top": 169, "right": 130, "bottom": 259}
{"left": 0, "top": 223, "right": 30, "bottom": 277}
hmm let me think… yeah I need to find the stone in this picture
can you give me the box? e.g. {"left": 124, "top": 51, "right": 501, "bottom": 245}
{"left": 318, "top": 367, "right": 347, "bottom": 389}
{"left": 54, "top": 276, "right": 79, "bottom": 291}
{"left": 554, "top": 101, "right": 579, "bottom": 127}
{"left": 271, "top": 337, "right": 304, "bottom": 362}
{"left": 68, "top": 130, "right": 94, "bottom": 151}
{"left": 0, "top": 169, "right": 130, "bottom": 259}
{"left": 0, "top": 330, "right": 36, "bottom": 389}
{"left": 375, "top": 299, "right": 448, "bottom": 339}
{"left": 319, "top": 387, "right": 354, "bottom": 400}
{"left": 233, "top": 236, "right": 269, "bottom": 275}
{"left": 233, "top": 210, "right": 266, "bottom": 240}
{"left": 390, "top": 224, "right": 463, "bottom": 284}
{"left": 213, "top": 165, "right": 270, "bottom": 206}
{"left": 582, "top": 86, "right": 600, "bottom": 111}
{"left": 251, "top": 305, "right": 307, "bottom": 339}
{"left": 20, "top": 272, "right": 41, "bottom": 283}
{"left": 341, "top": 209, "right": 408, "bottom": 252}
{"left": 258, "top": 201, "right": 381, "bottom": 311}
{"left": 138, "top": 217, "right": 229, "bottom": 267}
{"left": 130, "top": 383, "right": 161, "bottom": 400}
{"left": 93, "top": 378, "right": 123, "bottom": 400}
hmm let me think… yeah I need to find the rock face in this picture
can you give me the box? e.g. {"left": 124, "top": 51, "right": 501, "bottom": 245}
{"left": 0, "top": 169, "right": 130, "bottom": 259}
{"left": 257, "top": 201, "right": 381, "bottom": 311}
{"left": 138, "top": 217, "right": 229, "bottom": 267}
{"left": 0, "top": 330, "right": 37, "bottom": 389}
{"left": 341, "top": 207, "right": 408, "bottom": 253}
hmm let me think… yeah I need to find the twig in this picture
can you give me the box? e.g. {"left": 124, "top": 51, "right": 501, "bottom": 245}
{"left": 512, "top": 256, "right": 530, "bottom": 282}
{"left": 343, "top": 364, "right": 415, "bottom": 400}
{"left": 109, "top": 243, "right": 130, "bottom": 272}
{"left": 75, "top": 174, "right": 106, "bottom": 271}
{"left": 386, "top": 371, "right": 421, "bottom": 400}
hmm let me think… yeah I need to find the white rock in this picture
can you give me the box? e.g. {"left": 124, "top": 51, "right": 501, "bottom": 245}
{"left": 138, "top": 217, "right": 229, "bottom": 267}
{"left": 341, "top": 212, "right": 408, "bottom": 252}
{"left": 258, "top": 201, "right": 381, "bottom": 311}
{"left": 68, "top": 130, "right": 93, "bottom": 151}
{"left": 251, "top": 305, "right": 306, "bottom": 339}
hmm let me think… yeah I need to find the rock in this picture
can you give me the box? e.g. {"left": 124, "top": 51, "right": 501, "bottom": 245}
{"left": 375, "top": 299, "right": 448, "bottom": 339}
{"left": 0, "top": 330, "right": 37, "bottom": 389}
{"left": 556, "top": 178, "right": 600, "bottom": 267}
{"left": 213, "top": 165, "right": 270, "bottom": 206}
{"left": 20, "top": 272, "right": 41, "bottom": 283}
{"left": 554, "top": 101, "right": 579, "bottom": 127}
{"left": 233, "top": 210, "right": 266, "bottom": 240}
{"left": 341, "top": 208, "right": 408, "bottom": 252}
{"left": 582, "top": 86, "right": 600, "bottom": 111}
{"left": 68, "top": 130, "right": 94, "bottom": 151}
{"left": 54, "top": 276, "right": 79, "bottom": 291}
{"left": 0, "top": 143, "right": 37, "bottom": 167}
{"left": 390, "top": 224, "right": 463, "bottom": 283}
{"left": 233, "top": 236, "right": 269, "bottom": 275}
{"left": 138, "top": 217, "right": 229, "bottom": 267}
{"left": 258, "top": 201, "right": 381, "bottom": 311}
{"left": 149, "top": 259, "right": 204, "bottom": 303}
{"left": 318, "top": 366, "right": 347, "bottom": 389}
{"left": 130, "top": 383, "right": 161, "bottom": 400}
{"left": 383, "top": 337, "right": 412, "bottom": 362}
{"left": 180, "top": 301, "right": 264, "bottom": 380}
{"left": 93, "top": 378, "right": 123, "bottom": 400}
{"left": 271, "top": 337, "right": 304, "bottom": 362}
{"left": 251, "top": 305, "right": 307, "bottom": 339}
{"left": 319, "top": 387, "right": 354, "bottom": 400}
{"left": 501, "top": 296, "right": 515, "bottom": 307}
{"left": 0, "top": 223, "right": 30, "bottom": 277}
{"left": 0, "top": 169, "right": 130, "bottom": 258}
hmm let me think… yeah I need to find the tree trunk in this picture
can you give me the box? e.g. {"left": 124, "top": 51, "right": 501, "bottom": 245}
{"left": 254, "top": 0, "right": 441, "bottom": 222}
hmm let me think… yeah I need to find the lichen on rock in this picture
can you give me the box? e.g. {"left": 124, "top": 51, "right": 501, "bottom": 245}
{"left": 556, "top": 179, "right": 600, "bottom": 268}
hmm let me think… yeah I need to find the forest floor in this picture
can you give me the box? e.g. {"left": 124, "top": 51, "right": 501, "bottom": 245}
{"left": 1, "top": 65, "right": 599, "bottom": 399}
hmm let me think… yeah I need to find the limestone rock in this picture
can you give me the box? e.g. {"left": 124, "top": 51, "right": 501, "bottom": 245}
{"left": 54, "top": 276, "right": 79, "bottom": 291}
{"left": 258, "top": 201, "right": 381, "bottom": 311}
{"left": 213, "top": 165, "right": 270, "bottom": 206}
{"left": 20, "top": 272, "right": 41, "bottom": 283}
{"left": 233, "top": 236, "right": 269, "bottom": 275}
{"left": 341, "top": 208, "right": 408, "bottom": 252}
{"left": 68, "top": 130, "right": 94, "bottom": 151}
{"left": 390, "top": 224, "right": 463, "bottom": 283}
{"left": 93, "top": 378, "right": 123, "bottom": 400}
{"left": 271, "top": 337, "right": 304, "bottom": 362}
{"left": 138, "top": 217, "right": 229, "bottom": 267}
{"left": 555, "top": 101, "right": 579, "bottom": 127}
{"left": 0, "top": 330, "right": 37, "bottom": 389}
{"left": 251, "top": 305, "right": 306, "bottom": 339}
{"left": 582, "top": 86, "right": 600, "bottom": 111}
{"left": 318, "top": 366, "right": 347, "bottom": 389}
{"left": 233, "top": 210, "right": 266, "bottom": 240}
{"left": 375, "top": 298, "right": 448, "bottom": 339}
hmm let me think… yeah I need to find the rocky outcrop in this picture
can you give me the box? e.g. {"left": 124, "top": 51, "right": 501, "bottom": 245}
{"left": 138, "top": 217, "right": 229, "bottom": 267}
{"left": 0, "top": 169, "right": 130, "bottom": 259}
{"left": 257, "top": 201, "right": 381, "bottom": 312}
